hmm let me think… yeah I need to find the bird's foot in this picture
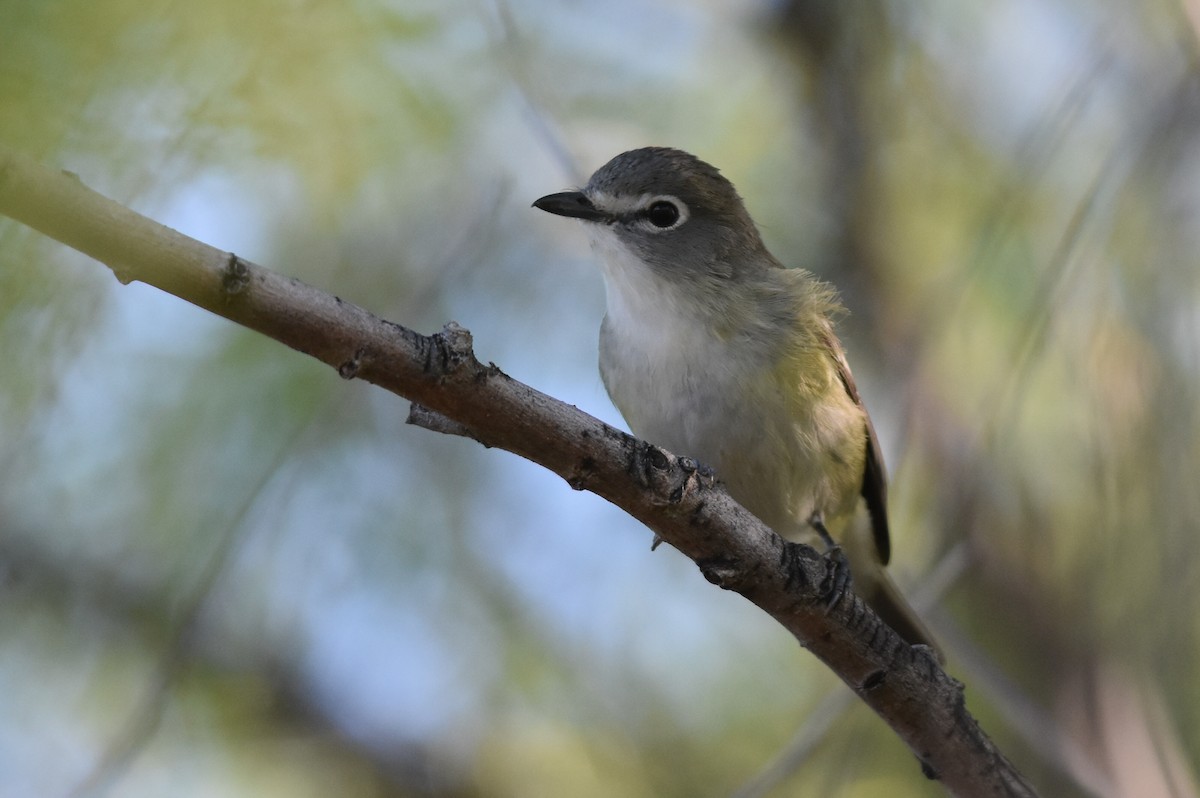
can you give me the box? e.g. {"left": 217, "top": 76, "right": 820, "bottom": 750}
{"left": 809, "top": 512, "right": 852, "bottom": 610}
{"left": 818, "top": 546, "right": 853, "bottom": 611}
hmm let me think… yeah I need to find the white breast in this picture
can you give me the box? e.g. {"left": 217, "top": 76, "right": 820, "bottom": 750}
{"left": 589, "top": 230, "right": 865, "bottom": 541}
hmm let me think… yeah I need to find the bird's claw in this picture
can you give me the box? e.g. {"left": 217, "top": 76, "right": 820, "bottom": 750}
{"left": 808, "top": 512, "right": 852, "bottom": 610}
{"left": 819, "top": 544, "right": 853, "bottom": 611}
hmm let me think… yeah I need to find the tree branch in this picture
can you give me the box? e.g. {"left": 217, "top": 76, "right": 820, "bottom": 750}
{"left": 0, "top": 143, "right": 1038, "bottom": 797}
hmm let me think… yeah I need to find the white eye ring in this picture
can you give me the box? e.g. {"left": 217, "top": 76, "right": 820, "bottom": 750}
{"left": 640, "top": 195, "right": 689, "bottom": 230}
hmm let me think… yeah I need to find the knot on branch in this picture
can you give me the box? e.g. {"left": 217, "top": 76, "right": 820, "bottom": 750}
{"left": 676, "top": 456, "right": 716, "bottom": 495}
{"left": 439, "top": 320, "right": 473, "bottom": 355}
{"left": 861, "top": 669, "right": 888, "bottom": 691}
{"left": 696, "top": 555, "right": 741, "bottom": 587}
{"left": 629, "top": 441, "right": 670, "bottom": 489}
{"left": 566, "top": 456, "right": 597, "bottom": 491}
{"left": 628, "top": 446, "right": 722, "bottom": 507}
{"left": 222, "top": 254, "right": 250, "bottom": 295}
{"left": 423, "top": 321, "right": 481, "bottom": 378}
{"left": 338, "top": 347, "right": 367, "bottom": 379}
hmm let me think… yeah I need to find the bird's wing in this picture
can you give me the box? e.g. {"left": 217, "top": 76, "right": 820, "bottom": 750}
{"left": 821, "top": 327, "right": 891, "bottom": 565}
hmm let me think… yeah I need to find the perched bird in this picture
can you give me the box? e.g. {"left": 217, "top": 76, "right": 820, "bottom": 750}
{"left": 534, "top": 147, "right": 937, "bottom": 653}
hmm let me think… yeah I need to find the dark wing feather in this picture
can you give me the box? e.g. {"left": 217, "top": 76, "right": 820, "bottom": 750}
{"left": 821, "top": 328, "right": 890, "bottom": 565}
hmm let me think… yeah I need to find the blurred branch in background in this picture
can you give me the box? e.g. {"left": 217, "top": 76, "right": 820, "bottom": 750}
{"left": 68, "top": 406, "right": 325, "bottom": 797}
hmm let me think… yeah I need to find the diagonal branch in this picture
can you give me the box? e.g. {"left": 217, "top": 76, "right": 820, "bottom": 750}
{"left": 0, "top": 143, "right": 1038, "bottom": 798}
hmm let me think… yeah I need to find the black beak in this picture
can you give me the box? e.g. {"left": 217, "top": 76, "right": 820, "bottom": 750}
{"left": 532, "top": 191, "right": 611, "bottom": 223}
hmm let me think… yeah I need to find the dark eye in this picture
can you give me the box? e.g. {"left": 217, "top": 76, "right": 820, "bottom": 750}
{"left": 645, "top": 200, "right": 680, "bottom": 228}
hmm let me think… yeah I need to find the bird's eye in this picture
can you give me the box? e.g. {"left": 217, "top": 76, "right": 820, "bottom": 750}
{"left": 645, "top": 200, "right": 680, "bottom": 228}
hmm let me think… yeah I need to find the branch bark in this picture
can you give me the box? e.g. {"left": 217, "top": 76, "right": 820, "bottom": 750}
{"left": 0, "top": 143, "right": 1038, "bottom": 797}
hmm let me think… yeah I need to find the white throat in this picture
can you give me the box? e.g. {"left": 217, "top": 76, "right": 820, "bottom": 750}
{"left": 586, "top": 226, "right": 704, "bottom": 348}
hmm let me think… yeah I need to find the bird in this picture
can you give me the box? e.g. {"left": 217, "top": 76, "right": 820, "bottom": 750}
{"left": 533, "top": 147, "right": 938, "bottom": 655}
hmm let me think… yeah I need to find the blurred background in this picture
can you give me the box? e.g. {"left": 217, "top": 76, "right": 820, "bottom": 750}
{"left": 2, "top": 0, "right": 1199, "bottom": 796}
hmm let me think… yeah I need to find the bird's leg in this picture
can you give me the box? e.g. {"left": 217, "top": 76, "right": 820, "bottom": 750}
{"left": 809, "top": 511, "right": 852, "bottom": 609}
{"left": 808, "top": 511, "right": 837, "bottom": 550}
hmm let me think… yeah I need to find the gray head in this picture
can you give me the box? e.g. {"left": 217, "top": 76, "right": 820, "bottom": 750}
{"left": 533, "top": 148, "right": 776, "bottom": 281}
